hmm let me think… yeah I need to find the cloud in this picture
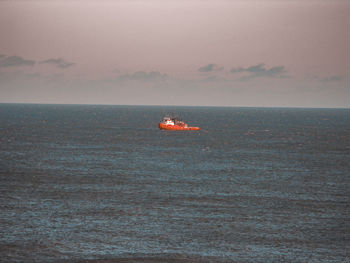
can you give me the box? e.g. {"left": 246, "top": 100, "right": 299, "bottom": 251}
{"left": 198, "top": 64, "right": 224, "bottom": 73}
{"left": 320, "top": 75, "right": 342, "bottom": 82}
{"left": 118, "top": 71, "right": 167, "bottom": 81}
{"left": 0, "top": 55, "right": 36, "bottom": 67}
{"left": 40, "top": 58, "right": 75, "bottom": 69}
{"left": 230, "top": 63, "right": 287, "bottom": 80}
{"left": 306, "top": 74, "right": 344, "bottom": 83}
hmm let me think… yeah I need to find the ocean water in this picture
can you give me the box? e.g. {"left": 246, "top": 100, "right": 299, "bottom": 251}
{"left": 0, "top": 104, "right": 349, "bottom": 262}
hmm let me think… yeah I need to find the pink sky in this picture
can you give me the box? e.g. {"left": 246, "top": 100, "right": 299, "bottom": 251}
{"left": 1, "top": 0, "right": 349, "bottom": 107}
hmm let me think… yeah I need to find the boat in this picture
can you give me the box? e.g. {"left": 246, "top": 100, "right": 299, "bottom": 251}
{"left": 158, "top": 116, "right": 200, "bottom": 131}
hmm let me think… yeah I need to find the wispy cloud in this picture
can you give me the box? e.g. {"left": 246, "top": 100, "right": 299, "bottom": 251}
{"left": 320, "top": 75, "right": 342, "bottom": 83}
{"left": 0, "top": 55, "right": 36, "bottom": 67}
{"left": 118, "top": 71, "right": 167, "bottom": 81}
{"left": 40, "top": 58, "right": 75, "bottom": 69}
{"left": 230, "top": 63, "right": 287, "bottom": 80}
{"left": 198, "top": 64, "right": 224, "bottom": 73}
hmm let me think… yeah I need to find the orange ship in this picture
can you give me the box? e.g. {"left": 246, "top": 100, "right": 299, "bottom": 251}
{"left": 158, "top": 116, "right": 200, "bottom": 131}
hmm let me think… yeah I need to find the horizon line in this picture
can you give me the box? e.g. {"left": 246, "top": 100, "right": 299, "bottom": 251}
{"left": 0, "top": 102, "right": 349, "bottom": 110}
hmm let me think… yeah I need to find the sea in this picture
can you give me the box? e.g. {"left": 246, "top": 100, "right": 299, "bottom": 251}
{"left": 1, "top": 103, "right": 349, "bottom": 263}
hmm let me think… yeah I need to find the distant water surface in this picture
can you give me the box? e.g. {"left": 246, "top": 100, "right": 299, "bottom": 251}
{"left": 0, "top": 104, "right": 349, "bottom": 262}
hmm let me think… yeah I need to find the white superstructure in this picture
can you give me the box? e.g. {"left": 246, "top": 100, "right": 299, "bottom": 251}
{"left": 161, "top": 117, "right": 175, "bottom": 125}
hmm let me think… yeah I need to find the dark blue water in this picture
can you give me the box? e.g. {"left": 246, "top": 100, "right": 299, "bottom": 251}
{"left": 1, "top": 104, "right": 350, "bottom": 262}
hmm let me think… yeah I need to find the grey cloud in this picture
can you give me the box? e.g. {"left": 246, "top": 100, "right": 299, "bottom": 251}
{"left": 26, "top": 72, "right": 41, "bottom": 79}
{"left": 0, "top": 55, "right": 36, "bottom": 67}
{"left": 320, "top": 75, "right": 342, "bottom": 82}
{"left": 118, "top": 71, "right": 167, "bottom": 81}
{"left": 231, "top": 63, "right": 287, "bottom": 79}
{"left": 40, "top": 58, "right": 75, "bottom": 69}
{"left": 198, "top": 64, "right": 224, "bottom": 73}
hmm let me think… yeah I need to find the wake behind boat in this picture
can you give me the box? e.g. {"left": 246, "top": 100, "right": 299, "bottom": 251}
{"left": 158, "top": 116, "right": 200, "bottom": 131}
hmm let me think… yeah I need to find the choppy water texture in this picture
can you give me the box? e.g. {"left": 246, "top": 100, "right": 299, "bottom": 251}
{"left": 1, "top": 104, "right": 350, "bottom": 262}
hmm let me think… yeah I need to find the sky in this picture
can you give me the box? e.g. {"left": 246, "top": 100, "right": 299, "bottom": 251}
{"left": 0, "top": 0, "right": 349, "bottom": 108}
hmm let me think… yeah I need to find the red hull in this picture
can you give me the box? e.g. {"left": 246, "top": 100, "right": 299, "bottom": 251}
{"left": 158, "top": 122, "right": 200, "bottom": 131}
